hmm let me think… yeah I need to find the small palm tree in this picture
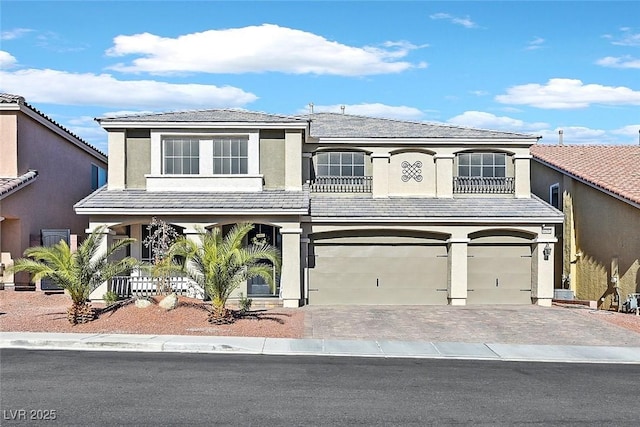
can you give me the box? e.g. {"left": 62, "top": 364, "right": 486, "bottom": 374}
{"left": 170, "top": 223, "right": 281, "bottom": 323}
{"left": 10, "top": 226, "right": 137, "bottom": 324}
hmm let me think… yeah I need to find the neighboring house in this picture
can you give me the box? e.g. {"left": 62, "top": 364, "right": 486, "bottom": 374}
{"left": 74, "top": 110, "right": 562, "bottom": 306}
{"left": 531, "top": 144, "right": 640, "bottom": 310}
{"left": 0, "top": 94, "right": 108, "bottom": 289}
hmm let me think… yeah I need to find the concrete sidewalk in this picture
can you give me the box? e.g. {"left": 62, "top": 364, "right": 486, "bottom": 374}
{"left": 2, "top": 331, "right": 640, "bottom": 364}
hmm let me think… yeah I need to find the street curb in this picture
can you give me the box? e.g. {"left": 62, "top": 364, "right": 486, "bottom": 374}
{"left": 2, "top": 332, "right": 640, "bottom": 364}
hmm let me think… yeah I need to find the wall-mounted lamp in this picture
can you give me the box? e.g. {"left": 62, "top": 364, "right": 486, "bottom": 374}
{"left": 543, "top": 243, "right": 552, "bottom": 261}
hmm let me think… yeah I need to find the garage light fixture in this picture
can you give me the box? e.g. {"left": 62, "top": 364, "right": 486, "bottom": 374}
{"left": 543, "top": 243, "right": 552, "bottom": 261}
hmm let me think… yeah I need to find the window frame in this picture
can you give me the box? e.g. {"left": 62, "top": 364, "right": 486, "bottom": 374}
{"left": 457, "top": 152, "right": 507, "bottom": 178}
{"left": 315, "top": 151, "right": 366, "bottom": 177}
{"left": 162, "top": 137, "right": 200, "bottom": 175}
{"left": 549, "top": 183, "right": 560, "bottom": 209}
{"left": 212, "top": 136, "right": 249, "bottom": 175}
{"left": 151, "top": 131, "right": 260, "bottom": 176}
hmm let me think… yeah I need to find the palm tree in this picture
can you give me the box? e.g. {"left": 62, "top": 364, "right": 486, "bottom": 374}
{"left": 170, "top": 223, "right": 281, "bottom": 323}
{"left": 10, "top": 226, "right": 137, "bottom": 324}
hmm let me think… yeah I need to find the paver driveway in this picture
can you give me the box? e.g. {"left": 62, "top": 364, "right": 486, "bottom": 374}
{"left": 303, "top": 304, "right": 640, "bottom": 346}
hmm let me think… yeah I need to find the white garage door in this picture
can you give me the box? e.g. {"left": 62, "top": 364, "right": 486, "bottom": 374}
{"left": 308, "top": 243, "right": 448, "bottom": 305}
{"left": 467, "top": 244, "right": 532, "bottom": 304}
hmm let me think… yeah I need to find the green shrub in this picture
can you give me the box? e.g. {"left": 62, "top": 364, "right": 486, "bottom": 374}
{"left": 238, "top": 292, "right": 252, "bottom": 313}
{"left": 103, "top": 290, "right": 120, "bottom": 306}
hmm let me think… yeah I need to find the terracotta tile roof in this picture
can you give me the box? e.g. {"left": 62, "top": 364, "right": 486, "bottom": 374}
{"left": 531, "top": 144, "right": 640, "bottom": 206}
{"left": 0, "top": 170, "right": 38, "bottom": 200}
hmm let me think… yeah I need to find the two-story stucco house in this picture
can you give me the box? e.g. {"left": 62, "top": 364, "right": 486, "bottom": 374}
{"left": 0, "top": 94, "right": 108, "bottom": 289}
{"left": 531, "top": 144, "right": 640, "bottom": 310}
{"left": 74, "top": 110, "right": 562, "bottom": 307}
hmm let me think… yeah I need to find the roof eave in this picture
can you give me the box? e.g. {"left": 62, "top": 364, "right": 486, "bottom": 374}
{"left": 532, "top": 157, "right": 640, "bottom": 210}
{"left": 98, "top": 121, "right": 308, "bottom": 130}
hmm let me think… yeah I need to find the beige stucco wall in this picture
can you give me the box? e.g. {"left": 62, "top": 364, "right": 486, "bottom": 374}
{"left": 0, "top": 110, "right": 107, "bottom": 286}
{"left": 571, "top": 181, "right": 640, "bottom": 308}
{"left": 305, "top": 144, "right": 532, "bottom": 198}
{"left": 125, "top": 134, "right": 151, "bottom": 189}
{"left": 259, "top": 130, "right": 285, "bottom": 189}
{"left": 531, "top": 160, "right": 640, "bottom": 308}
{"left": 388, "top": 151, "right": 436, "bottom": 196}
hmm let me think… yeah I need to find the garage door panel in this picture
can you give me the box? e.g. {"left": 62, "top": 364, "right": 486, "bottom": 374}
{"left": 467, "top": 244, "right": 532, "bottom": 305}
{"left": 309, "top": 243, "right": 448, "bottom": 305}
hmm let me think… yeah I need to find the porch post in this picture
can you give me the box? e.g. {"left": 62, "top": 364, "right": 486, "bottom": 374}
{"left": 435, "top": 154, "right": 454, "bottom": 198}
{"left": 532, "top": 237, "right": 557, "bottom": 306}
{"left": 279, "top": 227, "right": 302, "bottom": 307}
{"left": 88, "top": 224, "right": 115, "bottom": 301}
{"left": 447, "top": 237, "right": 469, "bottom": 305}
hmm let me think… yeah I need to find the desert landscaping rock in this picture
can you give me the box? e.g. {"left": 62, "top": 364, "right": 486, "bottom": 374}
{"left": 159, "top": 293, "right": 178, "bottom": 310}
{"left": 135, "top": 298, "right": 152, "bottom": 309}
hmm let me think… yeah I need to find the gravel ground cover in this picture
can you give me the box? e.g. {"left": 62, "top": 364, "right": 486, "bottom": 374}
{"left": 0, "top": 291, "right": 304, "bottom": 338}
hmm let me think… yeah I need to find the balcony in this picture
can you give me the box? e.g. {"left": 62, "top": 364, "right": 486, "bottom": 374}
{"left": 310, "top": 176, "right": 373, "bottom": 193}
{"left": 453, "top": 176, "right": 515, "bottom": 194}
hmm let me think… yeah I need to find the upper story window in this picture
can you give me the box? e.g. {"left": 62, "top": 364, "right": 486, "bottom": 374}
{"left": 550, "top": 183, "right": 560, "bottom": 209}
{"left": 91, "top": 164, "right": 107, "bottom": 190}
{"left": 163, "top": 137, "right": 199, "bottom": 175}
{"left": 316, "top": 152, "right": 365, "bottom": 177}
{"left": 213, "top": 137, "right": 248, "bottom": 174}
{"left": 458, "top": 153, "right": 506, "bottom": 177}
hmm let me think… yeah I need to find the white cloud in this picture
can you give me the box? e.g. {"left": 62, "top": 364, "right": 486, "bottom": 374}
{"left": 611, "top": 124, "right": 640, "bottom": 142}
{"left": 1, "top": 28, "right": 34, "bottom": 40}
{"left": 303, "top": 103, "right": 425, "bottom": 120}
{"left": 105, "top": 24, "right": 423, "bottom": 76}
{"left": 0, "top": 68, "right": 258, "bottom": 109}
{"left": 596, "top": 55, "right": 640, "bottom": 69}
{"left": 525, "top": 37, "right": 545, "bottom": 51}
{"left": 429, "top": 13, "right": 478, "bottom": 29}
{"left": 605, "top": 28, "right": 640, "bottom": 47}
{"left": 495, "top": 78, "right": 640, "bottom": 109}
{"left": 447, "top": 111, "right": 548, "bottom": 133}
{"left": 0, "top": 51, "right": 17, "bottom": 68}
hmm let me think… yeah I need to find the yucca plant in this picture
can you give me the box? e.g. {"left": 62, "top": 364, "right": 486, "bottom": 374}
{"left": 170, "top": 223, "right": 281, "bottom": 323}
{"left": 10, "top": 226, "right": 137, "bottom": 324}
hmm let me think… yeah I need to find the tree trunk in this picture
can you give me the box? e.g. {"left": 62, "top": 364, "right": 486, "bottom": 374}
{"left": 67, "top": 302, "right": 96, "bottom": 325}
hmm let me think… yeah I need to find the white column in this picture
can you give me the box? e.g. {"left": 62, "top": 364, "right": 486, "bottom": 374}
{"left": 279, "top": 227, "right": 302, "bottom": 307}
{"left": 435, "top": 154, "right": 454, "bottom": 198}
{"left": 531, "top": 237, "right": 557, "bottom": 306}
{"left": 371, "top": 153, "right": 390, "bottom": 198}
{"left": 514, "top": 154, "right": 532, "bottom": 198}
{"left": 448, "top": 237, "right": 469, "bottom": 305}
{"left": 88, "top": 225, "right": 115, "bottom": 301}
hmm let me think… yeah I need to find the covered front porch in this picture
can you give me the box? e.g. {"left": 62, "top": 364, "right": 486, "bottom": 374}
{"left": 87, "top": 219, "right": 304, "bottom": 307}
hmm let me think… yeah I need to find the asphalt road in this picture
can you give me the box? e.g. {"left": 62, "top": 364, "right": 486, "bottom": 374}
{"left": 1, "top": 349, "right": 639, "bottom": 426}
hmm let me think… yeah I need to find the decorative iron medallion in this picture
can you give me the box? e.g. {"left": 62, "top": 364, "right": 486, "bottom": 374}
{"left": 401, "top": 161, "right": 423, "bottom": 182}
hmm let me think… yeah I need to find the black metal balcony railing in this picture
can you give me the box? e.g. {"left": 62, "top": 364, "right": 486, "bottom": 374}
{"left": 310, "top": 176, "right": 373, "bottom": 193}
{"left": 453, "top": 176, "right": 515, "bottom": 194}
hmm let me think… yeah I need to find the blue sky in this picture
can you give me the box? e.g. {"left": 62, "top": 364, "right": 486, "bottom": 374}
{"left": 1, "top": 0, "right": 639, "bottom": 153}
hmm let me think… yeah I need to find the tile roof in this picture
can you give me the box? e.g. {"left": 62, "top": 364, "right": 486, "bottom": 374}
{"left": 531, "top": 144, "right": 640, "bottom": 206}
{"left": 74, "top": 188, "right": 309, "bottom": 213}
{"left": 0, "top": 170, "right": 38, "bottom": 200}
{"left": 0, "top": 93, "right": 106, "bottom": 158}
{"left": 97, "top": 109, "right": 307, "bottom": 124}
{"left": 96, "top": 108, "right": 537, "bottom": 140}
{"left": 306, "top": 112, "right": 537, "bottom": 139}
{"left": 310, "top": 194, "right": 563, "bottom": 221}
